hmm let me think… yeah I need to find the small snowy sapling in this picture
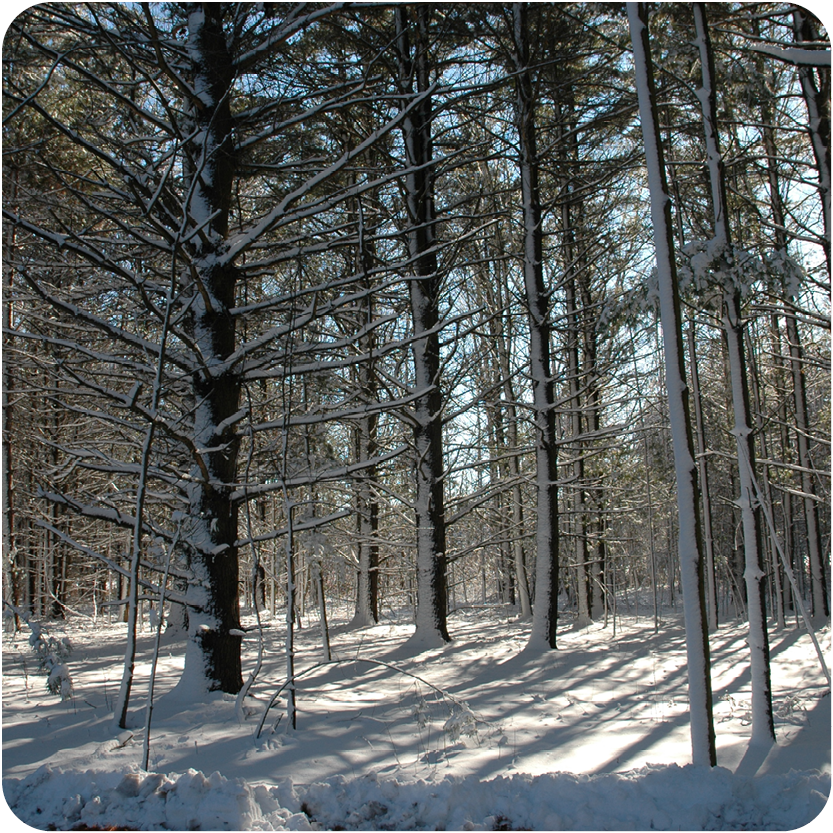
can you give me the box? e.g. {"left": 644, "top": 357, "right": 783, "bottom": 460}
{"left": 4, "top": 603, "right": 74, "bottom": 700}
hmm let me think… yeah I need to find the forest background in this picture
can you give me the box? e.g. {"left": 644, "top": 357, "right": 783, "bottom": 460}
{"left": 1, "top": 0, "right": 830, "bottom": 780}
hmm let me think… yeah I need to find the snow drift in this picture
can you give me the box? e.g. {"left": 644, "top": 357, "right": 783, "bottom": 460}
{"left": 3, "top": 760, "right": 829, "bottom": 831}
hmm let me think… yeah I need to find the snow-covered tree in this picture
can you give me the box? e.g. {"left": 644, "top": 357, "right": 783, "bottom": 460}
{"left": 628, "top": 1, "right": 717, "bottom": 767}
{"left": 3, "top": 1, "right": 420, "bottom": 699}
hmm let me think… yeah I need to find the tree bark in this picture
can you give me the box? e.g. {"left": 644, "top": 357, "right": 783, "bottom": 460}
{"left": 784, "top": 308, "right": 829, "bottom": 621}
{"left": 178, "top": 4, "right": 244, "bottom": 694}
{"left": 352, "top": 221, "right": 381, "bottom": 628}
{"left": 692, "top": 1, "right": 774, "bottom": 744}
{"left": 629, "top": 1, "right": 717, "bottom": 767}
{"left": 396, "top": 6, "right": 449, "bottom": 647}
{"left": 512, "top": 3, "right": 560, "bottom": 650}
{"left": 687, "top": 323, "right": 718, "bottom": 632}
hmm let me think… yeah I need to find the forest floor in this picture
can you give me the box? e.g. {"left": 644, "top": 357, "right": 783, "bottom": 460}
{"left": 2, "top": 599, "right": 830, "bottom": 830}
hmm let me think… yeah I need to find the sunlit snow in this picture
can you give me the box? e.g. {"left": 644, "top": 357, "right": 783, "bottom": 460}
{"left": 2, "top": 601, "right": 829, "bottom": 830}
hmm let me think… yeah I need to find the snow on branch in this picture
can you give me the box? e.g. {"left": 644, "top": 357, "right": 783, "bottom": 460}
{"left": 230, "top": 444, "right": 409, "bottom": 503}
{"left": 233, "top": 509, "right": 352, "bottom": 549}
{"left": 7, "top": 258, "right": 192, "bottom": 373}
{"left": 35, "top": 492, "right": 185, "bottom": 569}
{"left": 221, "top": 83, "right": 439, "bottom": 264}
{"left": 231, "top": 3, "right": 348, "bottom": 72}
{"left": 748, "top": 44, "right": 831, "bottom": 67}
{"left": 245, "top": 392, "right": 423, "bottom": 434}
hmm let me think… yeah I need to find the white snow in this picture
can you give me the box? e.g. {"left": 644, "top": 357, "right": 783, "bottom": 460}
{"left": 2, "top": 603, "right": 830, "bottom": 830}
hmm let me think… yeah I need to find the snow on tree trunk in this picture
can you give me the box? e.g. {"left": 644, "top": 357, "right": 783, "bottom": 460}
{"left": 692, "top": 2, "right": 775, "bottom": 746}
{"left": 628, "top": 2, "right": 717, "bottom": 767}
{"left": 722, "top": 288, "right": 775, "bottom": 746}
{"left": 512, "top": 3, "right": 560, "bottom": 651}
{"left": 177, "top": 5, "right": 243, "bottom": 696}
{"left": 396, "top": 7, "right": 449, "bottom": 648}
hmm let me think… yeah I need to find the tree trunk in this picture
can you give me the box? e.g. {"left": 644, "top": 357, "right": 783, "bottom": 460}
{"left": 629, "top": 1, "right": 717, "bottom": 767}
{"left": 3, "top": 178, "right": 20, "bottom": 629}
{"left": 745, "top": 328, "right": 785, "bottom": 630}
{"left": 577, "top": 263, "right": 607, "bottom": 621}
{"left": 757, "top": 42, "right": 799, "bottom": 624}
{"left": 491, "top": 233, "right": 533, "bottom": 620}
{"left": 687, "top": 323, "right": 718, "bottom": 631}
{"left": 396, "top": 6, "right": 449, "bottom": 647}
{"left": 692, "top": 1, "right": 774, "bottom": 745}
{"left": 178, "top": 5, "right": 243, "bottom": 695}
{"left": 352, "top": 286, "right": 380, "bottom": 628}
{"left": 512, "top": 3, "right": 560, "bottom": 650}
{"left": 563, "top": 197, "right": 590, "bottom": 627}
{"left": 784, "top": 308, "right": 829, "bottom": 621}
{"left": 761, "top": 58, "right": 827, "bottom": 616}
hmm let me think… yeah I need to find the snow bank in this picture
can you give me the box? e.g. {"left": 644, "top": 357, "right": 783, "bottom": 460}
{"left": 4, "top": 762, "right": 828, "bottom": 831}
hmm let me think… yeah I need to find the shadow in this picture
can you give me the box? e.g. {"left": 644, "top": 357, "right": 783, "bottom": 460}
{"left": 733, "top": 739, "right": 774, "bottom": 777}
{"left": 5, "top": 604, "right": 829, "bottom": 797}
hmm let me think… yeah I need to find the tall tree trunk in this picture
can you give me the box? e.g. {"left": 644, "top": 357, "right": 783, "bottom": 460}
{"left": 693, "top": 2, "right": 774, "bottom": 745}
{"left": 687, "top": 323, "right": 718, "bottom": 632}
{"left": 770, "top": 317, "right": 797, "bottom": 618}
{"left": 761, "top": 54, "right": 829, "bottom": 616}
{"left": 505, "top": 393, "right": 533, "bottom": 621}
{"left": 352, "top": 205, "right": 381, "bottom": 628}
{"left": 353, "top": 411, "right": 380, "bottom": 627}
{"left": 563, "top": 182, "right": 590, "bottom": 627}
{"left": 757, "top": 33, "right": 799, "bottom": 623}
{"left": 479, "top": 188, "right": 532, "bottom": 621}
{"left": 494, "top": 298, "right": 533, "bottom": 620}
{"left": 557, "top": 81, "right": 596, "bottom": 626}
{"left": 577, "top": 262, "right": 606, "bottom": 621}
{"left": 629, "top": 2, "right": 717, "bottom": 767}
{"left": 179, "top": 5, "right": 243, "bottom": 694}
{"left": 481, "top": 312, "right": 516, "bottom": 608}
{"left": 746, "top": 327, "right": 785, "bottom": 630}
{"left": 3, "top": 181, "right": 20, "bottom": 626}
{"left": 396, "top": 6, "right": 449, "bottom": 647}
{"left": 512, "top": 3, "right": 560, "bottom": 650}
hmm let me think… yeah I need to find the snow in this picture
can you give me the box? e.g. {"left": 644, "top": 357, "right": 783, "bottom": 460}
{"left": 748, "top": 44, "right": 832, "bottom": 68}
{"left": 2, "top": 603, "right": 830, "bottom": 830}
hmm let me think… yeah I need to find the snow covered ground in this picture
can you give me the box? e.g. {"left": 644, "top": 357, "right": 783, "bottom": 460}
{"left": 2, "top": 602, "right": 830, "bottom": 830}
